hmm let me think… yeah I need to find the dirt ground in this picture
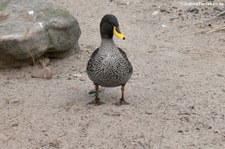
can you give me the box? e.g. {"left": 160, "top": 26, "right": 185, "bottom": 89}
{"left": 1, "top": 0, "right": 225, "bottom": 148}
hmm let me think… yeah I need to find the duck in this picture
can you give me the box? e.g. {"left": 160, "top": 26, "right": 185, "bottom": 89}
{"left": 86, "top": 14, "right": 133, "bottom": 105}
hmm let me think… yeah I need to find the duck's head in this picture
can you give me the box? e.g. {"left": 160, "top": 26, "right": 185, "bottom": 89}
{"left": 100, "top": 14, "right": 125, "bottom": 40}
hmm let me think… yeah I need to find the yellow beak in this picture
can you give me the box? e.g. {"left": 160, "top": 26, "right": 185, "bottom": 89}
{"left": 113, "top": 26, "right": 125, "bottom": 40}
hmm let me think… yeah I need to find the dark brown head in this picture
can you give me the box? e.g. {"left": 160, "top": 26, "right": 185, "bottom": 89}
{"left": 100, "top": 14, "right": 125, "bottom": 40}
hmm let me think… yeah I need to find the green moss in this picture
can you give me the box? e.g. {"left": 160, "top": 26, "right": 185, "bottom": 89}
{"left": 0, "top": 0, "right": 12, "bottom": 11}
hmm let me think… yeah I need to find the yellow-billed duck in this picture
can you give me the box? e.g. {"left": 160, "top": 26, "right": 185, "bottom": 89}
{"left": 87, "top": 14, "right": 133, "bottom": 105}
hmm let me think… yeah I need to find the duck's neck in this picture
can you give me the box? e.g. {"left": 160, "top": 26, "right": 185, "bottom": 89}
{"left": 100, "top": 38, "right": 117, "bottom": 50}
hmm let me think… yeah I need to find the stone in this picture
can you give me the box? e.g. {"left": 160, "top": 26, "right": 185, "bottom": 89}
{"left": 72, "top": 73, "right": 82, "bottom": 78}
{"left": 31, "top": 67, "right": 53, "bottom": 79}
{"left": 188, "top": 8, "right": 199, "bottom": 14}
{"left": 0, "top": 0, "right": 81, "bottom": 69}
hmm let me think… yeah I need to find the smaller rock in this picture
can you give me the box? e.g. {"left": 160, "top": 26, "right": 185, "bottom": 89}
{"left": 12, "top": 123, "right": 18, "bottom": 127}
{"left": 79, "top": 77, "right": 85, "bottom": 81}
{"left": 67, "top": 76, "right": 72, "bottom": 80}
{"left": 172, "top": 6, "right": 178, "bottom": 9}
{"left": 10, "top": 99, "right": 20, "bottom": 105}
{"left": 179, "top": 74, "right": 185, "bottom": 77}
{"left": 152, "top": 11, "right": 159, "bottom": 15}
{"left": 31, "top": 67, "right": 53, "bottom": 79}
{"left": 66, "top": 73, "right": 83, "bottom": 80}
{"left": 12, "top": 123, "right": 18, "bottom": 131}
{"left": 145, "top": 111, "right": 153, "bottom": 115}
{"left": 159, "top": 5, "right": 170, "bottom": 13}
{"left": 103, "top": 112, "right": 121, "bottom": 117}
{"left": 216, "top": 74, "right": 223, "bottom": 77}
{"left": 170, "top": 17, "right": 177, "bottom": 21}
{"left": 188, "top": 8, "right": 199, "bottom": 14}
{"left": 178, "top": 12, "right": 183, "bottom": 16}
{"left": 72, "top": 73, "right": 82, "bottom": 78}
{"left": 160, "top": 9, "right": 167, "bottom": 12}
{"left": 214, "top": 131, "right": 218, "bottom": 134}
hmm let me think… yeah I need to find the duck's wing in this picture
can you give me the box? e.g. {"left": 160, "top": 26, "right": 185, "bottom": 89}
{"left": 87, "top": 48, "right": 99, "bottom": 73}
{"left": 90, "top": 48, "right": 99, "bottom": 58}
{"left": 118, "top": 47, "right": 129, "bottom": 60}
{"left": 118, "top": 47, "right": 133, "bottom": 74}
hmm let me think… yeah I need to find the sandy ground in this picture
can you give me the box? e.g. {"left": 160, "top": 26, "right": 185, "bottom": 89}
{"left": 1, "top": 0, "right": 225, "bottom": 148}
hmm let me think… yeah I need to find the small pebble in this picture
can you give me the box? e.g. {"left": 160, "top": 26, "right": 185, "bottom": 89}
{"left": 160, "top": 9, "right": 167, "bottom": 12}
{"left": 188, "top": 8, "right": 199, "bottom": 14}
{"left": 67, "top": 77, "right": 72, "bottom": 80}
{"left": 152, "top": 11, "right": 159, "bottom": 15}
{"left": 170, "top": 18, "right": 176, "bottom": 21}
{"left": 79, "top": 77, "right": 85, "bottom": 81}
{"left": 31, "top": 67, "right": 53, "bottom": 79}
{"left": 73, "top": 74, "right": 82, "bottom": 78}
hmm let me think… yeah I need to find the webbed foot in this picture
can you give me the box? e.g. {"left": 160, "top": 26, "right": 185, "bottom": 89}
{"left": 87, "top": 97, "right": 104, "bottom": 106}
{"left": 114, "top": 98, "right": 130, "bottom": 106}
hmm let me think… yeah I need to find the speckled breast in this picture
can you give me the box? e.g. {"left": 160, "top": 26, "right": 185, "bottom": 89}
{"left": 87, "top": 52, "right": 133, "bottom": 87}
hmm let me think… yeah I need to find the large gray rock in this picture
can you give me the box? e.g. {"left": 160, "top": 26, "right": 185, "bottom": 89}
{"left": 0, "top": 0, "right": 81, "bottom": 69}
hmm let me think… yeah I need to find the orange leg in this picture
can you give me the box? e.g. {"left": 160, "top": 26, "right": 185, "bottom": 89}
{"left": 88, "top": 84, "right": 104, "bottom": 105}
{"left": 118, "top": 84, "right": 129, "bottom": 105}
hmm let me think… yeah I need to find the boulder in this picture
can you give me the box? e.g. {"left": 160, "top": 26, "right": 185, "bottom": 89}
{"left": 0, "top": 0, "right": 81, "bottom": 69}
